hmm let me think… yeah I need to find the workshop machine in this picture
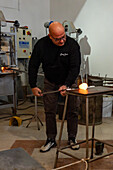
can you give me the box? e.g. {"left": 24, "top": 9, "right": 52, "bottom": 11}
{"left": 13, "top": 27, "right": 32, "bottom": 99}
{"left": 16, "top": 27, "right": 32, "bottom": 59}
{"left": 0, "top": 10, "right": 19, "bottom": 115}
{"left": 62, "top": 20, "right": 82, "bottom": 41}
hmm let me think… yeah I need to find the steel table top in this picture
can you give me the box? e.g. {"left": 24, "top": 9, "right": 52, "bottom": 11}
{"left": 66, "top": 86, "right": 113, "bottom": 97}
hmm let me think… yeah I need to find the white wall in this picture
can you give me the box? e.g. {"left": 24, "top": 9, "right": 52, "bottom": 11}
{"left": 50, "top": 0, "right": 113, "bottom": 78}
{"left": 1, "top": 0, "right": 113, "bottom": 78}
{"left": 0, "top": 0, "right": 50, "bottom": 38}
{"left": 75, "top": 0, "right": 113, "bottom": 78}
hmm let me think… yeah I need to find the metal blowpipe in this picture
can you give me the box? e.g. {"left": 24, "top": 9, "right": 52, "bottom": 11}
{"left": 42, "top": 89, "right": 66, "bottom": 95}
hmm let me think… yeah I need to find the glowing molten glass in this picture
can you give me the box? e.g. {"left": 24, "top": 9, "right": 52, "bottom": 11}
{"left": 1, "top": 67, "right": 5, "bottom": 72}
{"left": 79, "top": 83, "right": 88, "bottom": 90}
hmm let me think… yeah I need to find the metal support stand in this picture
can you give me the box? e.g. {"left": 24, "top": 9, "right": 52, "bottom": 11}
{"left": 26, "top": 96, "right": 43, "bottom": 130}
{"left": 54, "top": 86, "right": 113, "bottom": 169}
{"left": 54, "top": 94, "right": 69, "bottom": 168}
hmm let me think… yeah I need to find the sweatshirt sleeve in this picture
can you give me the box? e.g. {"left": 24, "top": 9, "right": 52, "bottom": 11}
{"left": 64, "top": 41, "right": 81, "bottom": 87}
{"left": 28, "top": 42, "right": 41, "bottom": 88}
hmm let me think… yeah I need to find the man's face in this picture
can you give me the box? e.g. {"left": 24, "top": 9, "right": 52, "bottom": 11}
{"left": 49, "top": 32, "right": 66, "bottom": 46}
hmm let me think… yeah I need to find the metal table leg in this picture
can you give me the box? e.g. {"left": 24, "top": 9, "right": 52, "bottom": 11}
{"left": 90, "top": 97, "right": 96, "bottom": 159}
{"left": 54, "top": 94, "right": 68, "bottom": 168}
{"left": 86, "top": 97, "right": 89, "bottom": 159}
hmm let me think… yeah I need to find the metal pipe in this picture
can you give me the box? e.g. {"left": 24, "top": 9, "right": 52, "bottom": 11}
{"left": 0, "top": 24, "right": 1, "bottom": 50}
{"left": 6, "top": 20, "right": 15, "bottom": 23}
{"left": 54, "top": 94, "right": 68, "bottom": 168}
{"left": 86, "top": 97, "right": 89, "bottom": 158}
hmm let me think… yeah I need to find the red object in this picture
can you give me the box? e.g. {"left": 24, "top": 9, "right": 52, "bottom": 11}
{"left": 27, "top": 31, "right": 31, "bottom": 35}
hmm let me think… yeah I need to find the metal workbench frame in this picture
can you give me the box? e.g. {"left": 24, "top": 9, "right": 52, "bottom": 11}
{"left": 54, "top": 86, "right": 113, "bottom": 169}
{"left": 0, "top": 72, "right": 17, "bottom": 115}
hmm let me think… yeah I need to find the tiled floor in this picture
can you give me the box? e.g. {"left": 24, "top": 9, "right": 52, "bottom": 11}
{"left": 0, "top": 99, "right": 113, "bottom": 170}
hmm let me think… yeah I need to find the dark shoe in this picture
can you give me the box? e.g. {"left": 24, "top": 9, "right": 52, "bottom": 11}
{"left": 68, "top": 138, "right": 80, "bottom": 150}
{"left": 40, "top": 138, "right": 57, "bottom": 152}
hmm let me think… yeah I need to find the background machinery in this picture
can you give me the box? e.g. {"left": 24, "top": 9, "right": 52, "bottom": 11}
{"left": 0, "top": 10, "right": 32, "bottom": 116}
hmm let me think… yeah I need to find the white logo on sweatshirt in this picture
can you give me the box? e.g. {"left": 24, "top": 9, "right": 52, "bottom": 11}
{"left": 60, "top": 53, "right": 68, "bottom": 56}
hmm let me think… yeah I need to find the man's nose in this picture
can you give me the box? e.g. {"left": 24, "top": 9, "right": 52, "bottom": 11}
{"left": 60, "top": 39, "right": 64, "bottom": 43}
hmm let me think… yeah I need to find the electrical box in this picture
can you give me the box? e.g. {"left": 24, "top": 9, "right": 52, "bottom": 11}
{"left": 16, "top": 28, "right": 32, "bottom": 58}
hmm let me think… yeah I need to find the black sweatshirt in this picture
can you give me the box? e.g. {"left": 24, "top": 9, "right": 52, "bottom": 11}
{"left": 28, "top": 35, "right": 81, "bottom": 88}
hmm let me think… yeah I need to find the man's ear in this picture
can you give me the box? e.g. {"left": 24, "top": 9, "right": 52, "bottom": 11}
{"left": 48, "top": 34, "right": 52, "bottom": 39}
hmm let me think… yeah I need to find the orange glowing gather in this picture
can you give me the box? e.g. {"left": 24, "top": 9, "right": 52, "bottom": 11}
{"left": 1, "top": 67, "right": 5, "bottom": 72}
{"left": 1, "top": 67, "right": 12, "bottom": 73}
{"left": 79, "top": 83, "right": 88, "bottom": 90}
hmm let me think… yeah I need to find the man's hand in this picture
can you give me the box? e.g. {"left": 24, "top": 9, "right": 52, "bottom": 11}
{"left": 31, "top": 87, "right": 43, "bottom": 97}
{"left": 58, "top": 85, "right": 67, "bottom": 96}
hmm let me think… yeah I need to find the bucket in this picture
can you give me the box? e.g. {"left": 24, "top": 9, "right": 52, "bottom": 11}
{"left": 9, "top": 116, "right": 22, "bottom": 126}
{"left": 78, "top": 96, "right": 103, "bottom": 125}
{"left": 95, "top": 141, "right": 104, "bottom": 155}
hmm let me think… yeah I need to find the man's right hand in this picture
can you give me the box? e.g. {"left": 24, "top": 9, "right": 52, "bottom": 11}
{"left": 31, "top": 87, "right": 43, "bottom": 97}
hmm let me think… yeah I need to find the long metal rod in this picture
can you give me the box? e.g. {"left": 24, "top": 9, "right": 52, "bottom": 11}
{"left": 43, "top": 89, "right": 68, "bottom": 95}
{"left": 13, "top": 72, "right": 17, "bottom": 115}
{"left": 54, "top": 94, "right": 68, "bottom": 168}
{"left": 88, "top": 152, "right": 113, "bottom": 163}
{"left": 60, "top": 138, "right": 92, "bottom": 150}
{"left": 0, "top": 24, "right": 1, "bottom": 50}
{"left": 58, "top": 149, "right": 81, "bottom": 160}
{"left": 35, "top": 96, "right": 40, "bottom": 130}
{"left": 6, "top": 20, "right": 15, "bottom": 23}
{"left": 90, "top": 97, "right": 96, "bottom": 159}
{"left": 27, "top": 89, "right": 67, "bottom": 97}
{"left": 43, "top": 90, "right": 59, "bottom": 95}
{"left": 86, "top": 97, "right": 89, "bottom": 158}
{"left": 94, "top": 138, "right": 113, "bottom": 147}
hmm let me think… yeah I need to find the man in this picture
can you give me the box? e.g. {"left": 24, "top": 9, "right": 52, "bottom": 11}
{"left": 28, "top": 21, "right": 81, "bottom": 152}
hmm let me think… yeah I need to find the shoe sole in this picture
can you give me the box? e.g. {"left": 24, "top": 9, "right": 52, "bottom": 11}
{"left": 68, "top": 140, "right": 80, "bottom": 150}
{"left": 40, "top": 143, "right": 57, "bottom": 153}
{"left": 70, "top": 146, "right": 80, "bottom": 150}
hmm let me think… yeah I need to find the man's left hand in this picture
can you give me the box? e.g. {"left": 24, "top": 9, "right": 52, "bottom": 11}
{"left": 58, "top": 85, "right": 67, "bottom": 96}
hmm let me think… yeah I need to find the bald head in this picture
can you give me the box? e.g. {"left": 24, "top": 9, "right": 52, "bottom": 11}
{"left": 49, "top": 21, "right": 66, "bottom": 46}
{"left": 49, "top": 22, "right": 65, "bottom": 37}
